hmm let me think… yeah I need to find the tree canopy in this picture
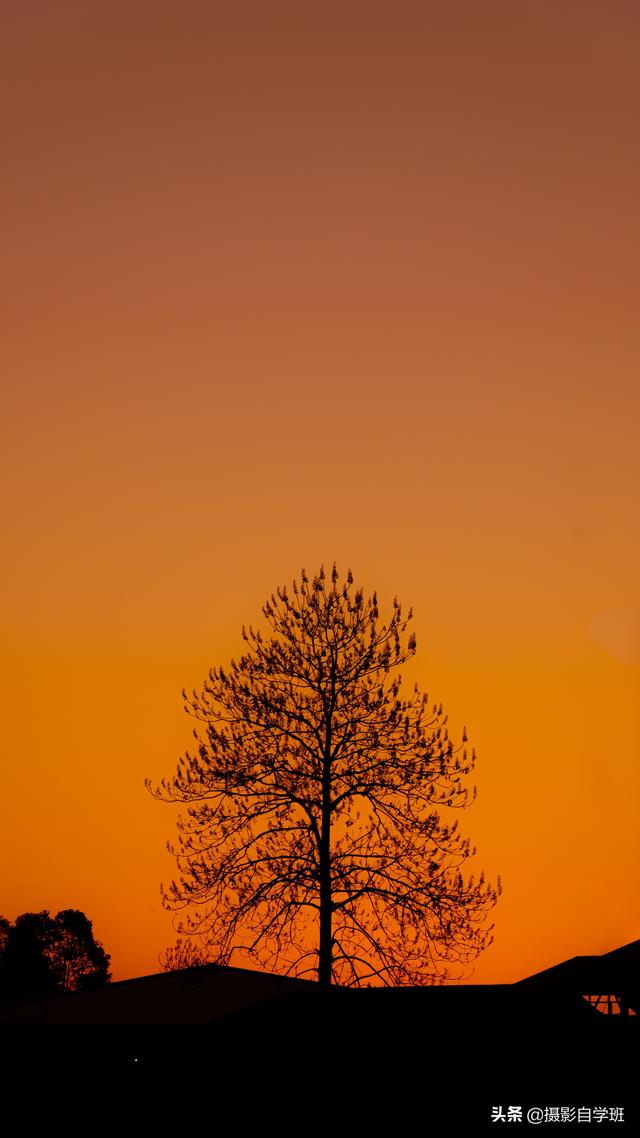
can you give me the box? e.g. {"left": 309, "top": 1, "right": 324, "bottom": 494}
{"left": 147, "top": 564, "right": 500, "bottom": 986}
{"left": 0, "top": 909, "right": 111, "bottom": 1000}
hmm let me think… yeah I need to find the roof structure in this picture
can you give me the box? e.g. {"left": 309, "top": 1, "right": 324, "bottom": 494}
{"left": 514, "top": 938, "right": 640, "bottom": 1015}
{"left": 0, "top": 959, "right": 312, "bottom": 1025}
{"left": 1, "top": 938, "right": 639, "bottom": 1024}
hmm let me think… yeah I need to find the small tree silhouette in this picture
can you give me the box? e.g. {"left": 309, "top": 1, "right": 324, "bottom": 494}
{"left": 147, "top": 565, "right": 500, "bottom": 986}
{"left": 0, "top": 910, "right": 111, "bottom": 999}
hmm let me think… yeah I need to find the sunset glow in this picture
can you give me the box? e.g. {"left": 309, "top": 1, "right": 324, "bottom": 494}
{"left": 2, "top": 0, "right": 639, "bottom": 985}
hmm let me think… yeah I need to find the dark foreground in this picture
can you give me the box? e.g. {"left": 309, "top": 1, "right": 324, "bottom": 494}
{"left": 1, "top": 984, "right": 637, "bottom": 1131}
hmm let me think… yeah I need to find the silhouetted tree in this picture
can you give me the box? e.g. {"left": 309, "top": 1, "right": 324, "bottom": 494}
{"left": 147, "top": 565, "right": 500, "bottom": 987}
{"left": 160, "top": 937, "right": 211, "bottom": 972}
{"left": 0, "top": 917, "right": 10, "bottom": 958}
{"left": 0, "top": 909, "right": 111, "bottom": 1000}
{"left": 0, "top": 912, "right": 57, "bottom": 999}
{"left": 49, "top": 909, "right": 112, "bottom": 992}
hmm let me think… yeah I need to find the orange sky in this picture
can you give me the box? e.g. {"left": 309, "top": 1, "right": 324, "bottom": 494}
{"left": 1, "top": 0, "right": 639, "bottom": 985}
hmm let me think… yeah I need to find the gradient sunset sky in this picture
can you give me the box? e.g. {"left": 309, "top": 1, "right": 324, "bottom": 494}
{"left": 2, "top": 0, "right": 639, "bottom": 985}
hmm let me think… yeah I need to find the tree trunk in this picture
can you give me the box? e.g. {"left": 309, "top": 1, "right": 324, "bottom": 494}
{"left": 318, "top": 730, "right": 333, "bottom": 987}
